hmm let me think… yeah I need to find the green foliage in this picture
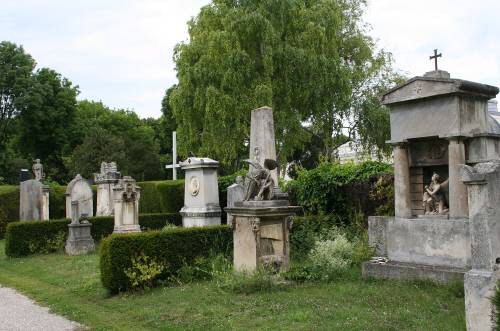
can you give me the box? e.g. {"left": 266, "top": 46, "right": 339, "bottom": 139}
{"left": 124, "top": 254, "right": 168, "bottom": 290}
{"left": 172, "top": 0, "right": 398, "bottom": 171}
{"left": 4, "top": 213, "right": 177, "bottom": 257}
{"left": 370, "top": 174, "right": 395, "bottom": 216}
{"left": 99, "top": 225, "right": 233, "bottom": 293}
{"left": 0, "top": 41, "right": 36, "bottom": 148}
{"left": 28, "top": 231, "right": 66, "bottom": 254}
{"left": 286, "top": 161, "right": 393, "bottom": 218}
{"left": 308, "top": 234, "right": 354, "bottom": 278}
{"left": 213, "top": 269, "right": 284, "bottom": 295}
{"left": 494, "top": 282, "right": 500, "bottom": 330}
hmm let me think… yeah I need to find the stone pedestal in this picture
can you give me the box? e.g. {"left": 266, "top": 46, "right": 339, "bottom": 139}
{"left": 461, "top": 161, "right": 500, "bottom": 331}
{"left": 19, "top": 179, "right": 49, "bottom": 221}
{"left": 94, "top": 162, "right": 121, "bottom": 216}
{"left": 65, "top": 174, "right": 93, "bottom": 219}
{"left": 113, "top": 176, "right": 141, "bottom": 233}
{"left": 180, "top": 157, "right": 221, "bottom": 227}
{"left": 226, "top": 200, "right": 301, "bottom": 273}
{"left": 65, "top": 202, "right": 95, "bottom": 255}
{"left": 393, "top": 144, "right": 412, "bottom": 218}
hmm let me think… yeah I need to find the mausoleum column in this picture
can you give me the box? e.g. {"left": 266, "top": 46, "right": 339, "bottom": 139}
{"left": 448, "top": 137, "right": 468, "bottom": 218}
{"left": 393, "top": 143, "right": 412, "bottom": 218}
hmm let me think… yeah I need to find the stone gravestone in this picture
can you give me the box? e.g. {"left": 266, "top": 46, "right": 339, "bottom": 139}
{"left": 19, "top": 160, "right": 49, "bottom": 221}
{"left": 226, "top": 176, "right": 245, "bottom": 225}
{"left": 65, "top": 201, "right": 95, "bottom": 256}
{"left": 461, "top": 161, "right": 500, "bottom": 331}
{"left": 94, "top": 162, "right": 121, "bottom": 216}
{"left": 362, "top": 68, "right": 499, "bottom": 284}
{"left": 113, "top": 176, "right": 141, "bottom": 233}
{"left": 250, "top": 107, "right": 279, "bottom": 185}
{"left": 65, "top": 174, "right": 93, "bottom": 219}
{"left": 179, "top": 157, "right": 221, "bottom": 227}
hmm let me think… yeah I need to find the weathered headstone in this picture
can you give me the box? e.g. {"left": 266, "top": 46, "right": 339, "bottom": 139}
{"left": 461, "top": 161, "right": 500, "bottom": 331}
{"left": 94, "top": 162, "right": 121, "bottom": 216}
{"left": 250, "top": 106, "right": 279, "bottom": 185}
{"left": 65, "top": 174, "right": 93, "bottom": 219}
{"left": 113, "top": 176, "right": 141, "bottom": 233}
{"left": 65, "top": 201, "right": 95, "bottom": 256}
{"left": 19, "top": 179, "right": 49, "bottom": 221}
{"left": 226, "top": 176, "right": 245, "bottom": 225}
{"left": 362, "top": 67, "right": 500, "bottom": 284}
{"left": 179, "top": 157, "right": 221, "bottom": 227}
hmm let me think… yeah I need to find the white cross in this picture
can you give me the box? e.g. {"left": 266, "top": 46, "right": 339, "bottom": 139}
{"left": 165, "top": 131, "right": 180, "bottom": 180}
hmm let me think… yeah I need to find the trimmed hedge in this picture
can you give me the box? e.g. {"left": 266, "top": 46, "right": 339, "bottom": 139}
{"left": 100, "top": 225, "right": 232, "bottom": 293}
{"left": 4, "top": 213, "right": 180, "bottom": 257}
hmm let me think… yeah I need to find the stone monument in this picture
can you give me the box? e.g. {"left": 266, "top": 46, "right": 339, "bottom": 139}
{"left": 362, "top": 63, "right": 500, "bottom": 283}
{"left": 226, "top": 159, "right": 301, "bottom": 273}
{"left": 94, "top": 162, "right": 121, "bottom": 216}
{"left": 461, "top": 161, "right": 500, "bottom": 331}
{"left": 19, "top": 160, "right": 49, "bottom": 221}
{"left": 65, "top": 174, "right": 93, "bottom": 219}
{"left": 226, "top": 176, "right": 245, "bottom": 225}
{"left": 179, "top": 157, "right": 221, "bottom": 227}
{"left": 113, "top": 176, "right": 141, "bottom": 233}
{"left": 65, "top": 201, "right": 95, "bottom": 256}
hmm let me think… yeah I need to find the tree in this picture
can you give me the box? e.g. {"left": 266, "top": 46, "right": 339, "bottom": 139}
{"left": 171, "top": 0, "right": 399, "bottom": 172}
{"left": 17, "top": 68, "right": 79, "bottom": 181}
{"left": 0, "top": 41, "right": 35, "bottom": 149}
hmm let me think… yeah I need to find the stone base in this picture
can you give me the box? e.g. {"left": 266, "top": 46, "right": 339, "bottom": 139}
{"left": 113, "top": 224, "right": 141, "bottom": 233}
{"left": 65, "top": 223, "right": 95, "bottom": 255}
{"left": 464, "top": 269, "right": 497, "bottom": 331}
{"left": 362, "top": 260, "right": 467, "bottom": 284}
{"left": 182, "top": 216, "right": 221, "bottom": 227}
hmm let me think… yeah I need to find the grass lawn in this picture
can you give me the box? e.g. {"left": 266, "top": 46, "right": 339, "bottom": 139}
{"left": 0, "top": 240, "right": 465, "bottom": 330}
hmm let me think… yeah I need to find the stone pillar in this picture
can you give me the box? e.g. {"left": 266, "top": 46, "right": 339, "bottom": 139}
{"left": 41, "top": 185, "right": 50, "bottom": 220}
{"left": 113, "top": 176, "right": 141, "bottom": 233}
{"left": 179, "top": 157, "right": 221, "bottom": 227}
{"left": 448, "top": 137, "right": 468, "bottom": 218}
{"left": 393, "top": 143, "right": 412, "bottom": 218}
{"left": 94, "top": 162, "right": 121, "bottom": 216}
{"left": 250, "top": 107, "right": 278, "bottom": 185}
{"left": 461, "top": 161, "right": 500, "bottom": 331}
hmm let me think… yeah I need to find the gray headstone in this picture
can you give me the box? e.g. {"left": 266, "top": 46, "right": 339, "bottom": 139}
{"left": 250, "top": 107, "right": 278, "bottom": 185}
{"left": 226, "top": 176, "right": 245, "bottom": 225}
{"left": 19, "top": 179, "right": 45, "bottom": 221}
{"left": 66, "top": 174, "right": 93, "bottom": 219}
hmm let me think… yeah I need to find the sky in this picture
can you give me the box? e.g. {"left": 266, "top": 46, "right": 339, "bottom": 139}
{"left": 1, "top": 0, "right": 499, "bottom": 118}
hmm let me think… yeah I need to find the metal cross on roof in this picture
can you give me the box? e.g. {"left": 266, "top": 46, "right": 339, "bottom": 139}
{"left": 429, "top": 49, "right": 442, "bottom": 71}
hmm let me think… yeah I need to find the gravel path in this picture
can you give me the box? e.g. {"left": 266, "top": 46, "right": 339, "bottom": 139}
{"left": 0, "top": 286, "right": 82, "bottom": 331}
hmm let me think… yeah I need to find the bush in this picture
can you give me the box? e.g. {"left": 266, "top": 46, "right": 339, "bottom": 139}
{"left": 493, "top": 282, "right": 500, "bottom": 330}
{"left": 4, "top": 213, "right": 179, "bottom": 257}
{"left": 99, "top": 225, "right": 232, "bottom": 293}
{"left": 286, "top": 161, "right": 393, "bottom": 223}
{"left": 124, "top": 254, "right": 168, "bottom": 290}
{"left": 308, "top": 234, "right": 354, "bottom": 276}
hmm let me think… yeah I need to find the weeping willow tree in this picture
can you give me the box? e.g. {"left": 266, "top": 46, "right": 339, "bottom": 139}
{"left": 171, "top": 0, "right": 399, "bottom": 172}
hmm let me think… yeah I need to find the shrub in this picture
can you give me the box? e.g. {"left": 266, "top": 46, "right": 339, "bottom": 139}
{"left": 99, "top": 225, "right": 232, "bottom": 293}
{"left": 5, "top": 213, "right": 179, "bottom": 257}
{"left": 308, "top": 235, "right": 354, "bottom": 277}
{"left": 285, "top": 161, "right": 393, "bottom": 224}
{"left": 124, "top": 254, "right": 168, "bottom": 290}
{"left": 213, "top": 269, "right": 283, "bottom": 294}
{"left": 493, "top": 282, "right": 500, "bottom": 330}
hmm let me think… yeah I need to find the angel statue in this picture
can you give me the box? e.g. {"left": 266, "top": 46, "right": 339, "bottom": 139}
{"left": 243, "top": 159, "right": 278, "bottom": 201}
{"left": 423, "top": 172, "right": 449, "bottom": 215}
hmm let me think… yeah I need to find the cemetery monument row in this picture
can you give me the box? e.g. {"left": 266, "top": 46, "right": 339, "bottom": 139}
{"left": 226, "top": 106, "right": 302, "bottom": 273}
{"left": 361, "top": 54, "right": 500, "bottom": 331}
{"left": 179, "top": 157, "right": 222, "bottom": 227}
{"left": 19, "top": 159, "right": 49, "bottom": 221}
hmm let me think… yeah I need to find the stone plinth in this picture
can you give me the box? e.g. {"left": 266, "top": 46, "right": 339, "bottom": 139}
{"left": 19, "top": 179, "right": 49, "bottom": 221}
{"left": 362, "top": 215, "right": 471, "bottom": 282}
{"left": 65, "top": 221, "right": 95, "bottom": 255}
{"left": 226, "top": 200, "right": 301, "bottom": 273}
{"left": 461, "top": 161, "right": 500, "bottom": 331}
{"left": 113, "top": 176, "right": 141, "bottom": 233}
{"left": 65, "top": 174, "right": 93, "bottom": 219}
{"left": 94, "top": 162, "right": 121, "bottom": 216}
{"left": 180, "top": 157, "right": 221, "bottom": 227}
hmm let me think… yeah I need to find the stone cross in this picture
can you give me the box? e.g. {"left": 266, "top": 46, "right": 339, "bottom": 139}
{"left": 429, "top": 49, "right": 442, "bottom": 71}
{"left": 165, "top": 131, "right": 180, "bottom": 180}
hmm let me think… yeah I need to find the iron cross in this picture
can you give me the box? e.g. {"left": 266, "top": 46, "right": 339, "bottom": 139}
{"left": 429, "top": 49, "right": 442, "bottom": 71}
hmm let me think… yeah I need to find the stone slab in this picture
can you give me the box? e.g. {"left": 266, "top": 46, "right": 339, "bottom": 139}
{"left": 362, "top": 260, "right": 467, "bottom": 284}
